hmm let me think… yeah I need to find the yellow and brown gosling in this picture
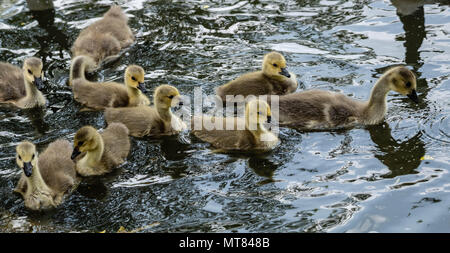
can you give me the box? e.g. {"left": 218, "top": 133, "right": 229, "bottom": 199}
{"left": 216, "top": 51, "right": 298, "bottom": 103}
{"left": 273, "top": 66, "right": 418, "bottom": 129}
{"left": 70, "top": 55, "right": 149, "bottom": 110}
{"left": 71, "top": 5, "right": 135, "bottom": 72}
{"left": 0, "top": 57, "right": 46, "bottom": 108}
{"left": 191, "top": 99, "right": 278, "bottom": 152}
{"left": 104, "top": 84, "right": 186, "bottom": 137}
{"left": 14, "top": 140, "right": 79, "bottom": 210}
{"left": 71, "top": 123, "right": 130, "bottom": 177}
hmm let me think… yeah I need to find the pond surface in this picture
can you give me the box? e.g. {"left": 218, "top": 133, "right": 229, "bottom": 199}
{"left": 0, "top": 0, "right": 449, "bottom": 232}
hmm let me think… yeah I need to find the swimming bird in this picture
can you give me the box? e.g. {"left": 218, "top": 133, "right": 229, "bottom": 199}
{"left": 71, "top": 5, "right": 135, "bottom": 72}
{"left": 272, "top": 66, "right": 419, "bottom": 129}
{"left": 70, "top": 55, "right": 149, "bottom": 110}
{"left": 191, "top": 99, "right": 278, "bottom": 152}
{"left": 0, "top": 57, "right": 46, "bottom": 108}
{"left": 216, "top": 51, "right": 298, "bottom": 103}
{"left": 71, "top": 123, "right": 130, "bottom": 177}
{"left": 14, "top": 140, "right": 79, "bottom": 210}
{"left": 104, "top": 84, "right": 186, "bottom": 137}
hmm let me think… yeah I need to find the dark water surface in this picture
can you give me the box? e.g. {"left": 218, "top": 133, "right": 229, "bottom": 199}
{"left": 0, "top": 0, "right": 449, "bottom": 232}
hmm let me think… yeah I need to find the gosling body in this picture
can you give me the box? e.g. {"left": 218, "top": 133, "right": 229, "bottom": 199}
{"left": 274, "top": 66, "right": 419, "bottom": 129}
{"left": 14, "top": 140, "right": 78, "bottom": 210}
{"left": 0, "top": 57, "right": 46, "bottom": 108}
{"left": 71, "top": 55, "right": 149, "bottom": 110}
{"left": 216, "top": 52, "right": 297, "bottom": 102}
{"left": 104, "top": 85, "right": 186, "bottom": 137}
{"left": 71, "top": 123, "right": 130, "bottom": 177}
{"left": 71, "top": 5, "right": 135, "bottom": 71}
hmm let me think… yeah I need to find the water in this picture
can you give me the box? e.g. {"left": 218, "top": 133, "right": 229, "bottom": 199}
{"left": 0, "top": 0, "right": 449, "bottom": 233}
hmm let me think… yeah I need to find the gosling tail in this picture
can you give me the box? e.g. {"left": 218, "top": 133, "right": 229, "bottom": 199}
{"left": 69, "top": 55, "right": 96, "bottom": 85}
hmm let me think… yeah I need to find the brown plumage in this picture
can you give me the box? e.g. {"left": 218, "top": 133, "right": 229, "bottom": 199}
{"left": 0, "top": 62, "right": 25, "bottom": 101}
{"left": 71, "top": 123, "right": 130, "bottom": 177}
{"left": 216, "top": 51, "right": 298, "bottom": 102}
{"left": 0, "top": 57, "right": 46, "bottom": 108}
{"left": 104, "top": 85, "right": 186, "bottom": 137}
{"left": 70, "top": 55, "right": 149, "bottom": 110}
{"left": 71, "top": 5, "right": 135, "bottom": 71}
{"left": 271, "top": 66, "right": 419, "bottom": 130}
{"left": 14, "top": 140, "right": 79, "bottom": 210}
{"left": 191, "top": 99, "right": 278, "bottom": 152}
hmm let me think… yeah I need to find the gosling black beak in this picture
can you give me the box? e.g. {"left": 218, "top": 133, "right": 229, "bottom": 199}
{"left": 34, "top": 77, "right": 44, "bottom": 90}
{"left": 138, "top": 82, "right": 146, "bottom": 93}
{"left": 267, "top": 115, "right": 272, "bottom": 123}
{"left": 174, "top": 95, "right": 184, "bottom": 108}
{"left": 71, "top": 147, "right": 81, "bottom": 160}
{"left": 279, "top": 68, "right": 291, "bottom": 78}
{"left": 407, "top": 89, "right": 419, "bottom": 104}
{"left": 172, "top": 100, "right": 184, "bottom": 110}
{"left": 23, "top": 162, "right": 33, "bottom": 177}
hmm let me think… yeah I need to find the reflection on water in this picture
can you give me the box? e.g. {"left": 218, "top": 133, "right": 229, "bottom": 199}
{"left": 392, "top": 0, "right": 427, "bottom": 67}
{"left": 23, "top": 107, "right": 49, "bottom": 135}
{"left": 0, "top": 0, "right": 449, "bottom": 233}
{"left": 391, "top": 0, "right": 449, "bottom": 114}
{"left": 76, "top": 178, "right": 109, "bottom": 201}
{"left": 248, "top": 156, "right": 279, "bottom": 185}
{"left": 367, "top": 122, "right": 425, "bottom": 178}
{"left": 30, "top": 8, "right": 69, "bottom": 62}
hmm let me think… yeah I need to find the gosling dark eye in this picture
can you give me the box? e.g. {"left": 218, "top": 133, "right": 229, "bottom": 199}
{"left": 272, "top": 63, "right": 278, "bottom": 67}
{"left": 168, "top": 95, "right": 174, "bottom": 99}
{"left": 78, "top": 141, "right": 84, "bottom": 147}
{"left": 406, "top": 82, "right": 411, "bottom": 88}
{"left": 18, "top": 155, "right": 22, "bottom": 160}
{"left": 131, "top": 76, "right": 137, "bottom": 81}
{"left": 31, "top": 154, "right": 35, "bottom": 160}
{"left": 28, "top": 69, "right": 32, "bottom": 75}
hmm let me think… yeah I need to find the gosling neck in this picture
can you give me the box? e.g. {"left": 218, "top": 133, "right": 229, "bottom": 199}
{"left": 245, "top": 118, "right": 268, "bottom": 143}
{"left": 126, "top": 85, "right": 141, "bottom": 106}
{"left": 84, "top": 135, "right": 104, "bottom": 166}
{"left": 17, "top": 79, "right": 45, "bottom": 108}
{"left": 70, "top": 56, "right": 88, "bottom": 83}
{"left": 364, "top": 75, "right": 392, "bottom": 124}
{"left": 25, "top": 162, "right": 52, "bottom": 194}
{"left": 154, "top": 98, "right": 173, "bottom": 124}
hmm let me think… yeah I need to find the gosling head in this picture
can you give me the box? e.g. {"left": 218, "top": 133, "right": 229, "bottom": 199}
{"left": 386, "top": 66, "right": 419, "bottom": 103}
{"left": 71, "top": 126, "right": 99, "bottom": 160}
{"left": 246, "top": 99, "right": 272, "bottom": 130}
{"left": 16, "top": 141, "right": 38, "bottom": 177}
{"left": 104, "top": 5, "right": 128, "bottom": 22}
{"left": 125, "top": 65, "right": 146, "bottom": 93}
{"left": 22, "top": 57, "right": 44, "bottom": 90}
{"left": 262, "top": 52, "right": 291, "bottom": 79}
{"left": 154, "top": 84, "right": 182, "bottom": 110}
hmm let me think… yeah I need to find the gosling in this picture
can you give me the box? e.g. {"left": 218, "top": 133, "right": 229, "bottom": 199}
{"left": 71, "top": 55, "right": 149, "bottom": 110}
{"left": 0, "top": 57, "right": 46, "bottom": 108}
{"left": 273, "top": 66, "right": 419, "bottom": 129}
{"left": 70, "top": 123, "right": 130, "bottom": 177}
{"left": 216, "top": 51, "right": 298, "bottom": 103}
{"left": 104, "top": 85, "right": 186, "bottom": 137}
{"left": 71, "top": 5, "right": 135, "bottom": 72}
{"left": 14, "top": 140, "right": 78, "bottom": 210}
{"left": 191, "top": 99, "right": 278, "bottom": 152}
